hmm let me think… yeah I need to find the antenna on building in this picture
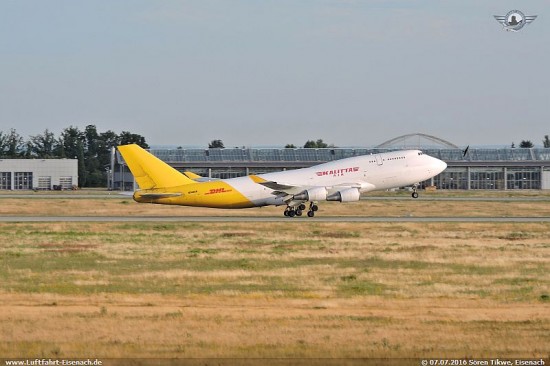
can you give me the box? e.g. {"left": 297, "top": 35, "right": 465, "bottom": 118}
{"left": 110, "top": 146, "right": 115, "bottom": 190}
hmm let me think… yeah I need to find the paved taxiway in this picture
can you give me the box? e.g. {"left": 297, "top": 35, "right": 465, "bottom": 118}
{"left": 1, "top": 215, "right": 550, "bottom": 223}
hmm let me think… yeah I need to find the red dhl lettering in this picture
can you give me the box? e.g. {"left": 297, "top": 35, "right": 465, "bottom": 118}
{"left": 205, "top": 187, "right": 232, "bottom": 195}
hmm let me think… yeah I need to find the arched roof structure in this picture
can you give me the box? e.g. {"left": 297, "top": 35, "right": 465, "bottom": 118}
{"left": 376, "top": 133, "right": 459, "bottom": 149}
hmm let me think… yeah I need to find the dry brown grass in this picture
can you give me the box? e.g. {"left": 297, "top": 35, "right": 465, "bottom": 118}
{"left": 1, "top": 294, "right": 548, "bottom": 358}
{"left": 0, "top": 219, "right": 548, "bottom": 359}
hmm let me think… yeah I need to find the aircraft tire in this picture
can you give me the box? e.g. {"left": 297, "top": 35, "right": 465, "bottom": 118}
{"left": 307, "top": 211, "right": 314, "bottom": 218}
{"left": 298, "top": 204, "right": 306, "bottom": 211}
{"left": 296, "top": 209, "right": 302, "bottom": 216}
{"left": 288, "top": 210, "right": 296, "bottom": 218}
{"left": 412, "top": 192, "right": 419, "bottom": 199}
{"left": 311, "top": 204, "right": 319, "bottom": 212}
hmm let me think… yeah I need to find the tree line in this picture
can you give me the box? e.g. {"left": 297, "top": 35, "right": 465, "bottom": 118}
{"left": 0, "top": 126, "right": 148, "bottom": 187}
{"left": 512, "top": 136, "right": 550, "bottom": 148}
{"left": 209, "top": 139, "right": 335, "bottom": 149}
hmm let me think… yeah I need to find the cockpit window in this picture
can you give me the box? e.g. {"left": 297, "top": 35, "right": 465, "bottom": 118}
{"left": 418, "top": 152, "right": 423, "bottom": 156}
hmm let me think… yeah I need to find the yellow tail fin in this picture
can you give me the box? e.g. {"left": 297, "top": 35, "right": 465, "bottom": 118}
{"left": 117, "top": 144, "right": 194, "bottom": 189}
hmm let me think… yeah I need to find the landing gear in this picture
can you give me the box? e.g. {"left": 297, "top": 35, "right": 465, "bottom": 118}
{"left": 283, "top": 202, "right": 318, "bottom": 218}
{"left": 284, "top": 207, "right": 296, "bottom": 217}
{"left": 307, "top": 202, "right": 318, "bottom": 217}
{"left": 412, "top": 184, "right": 419, "bottom": 199}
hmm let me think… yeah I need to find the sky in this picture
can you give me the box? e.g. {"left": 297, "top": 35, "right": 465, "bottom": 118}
{"left": 0, "top": 0, "right": 548, "bottom": 148}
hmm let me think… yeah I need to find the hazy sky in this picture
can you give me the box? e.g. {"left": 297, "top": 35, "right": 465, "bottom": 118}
{"left": 1, "top": 0, "right": 548, "bottom": 147}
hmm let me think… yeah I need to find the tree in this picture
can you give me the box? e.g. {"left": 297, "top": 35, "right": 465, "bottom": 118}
{"left": 543, "top": 135, "right": 550, "bottom": 148}
{"left": 29, "top": 129, "right": 57, "bottom": 158}
{"left": 2, "top": 129, "right": 24, "bottom": 157}
{"left": 284, "top": 144, "right": 296, "bottom": 148}
{"left": 60, "top": 126, "right": 85, "bottom": 159}
{"left": 0, "top": 131, "right": 7, "bottom": 157}
{"left": 77, "top": 141, "right": 87, "bottom": 187}
{"left": 304, "top": 139, "right": 329, "bottom": 148}
{"left": 85, "top": 125, "right": 99, "bottom": 157}
{"left": 97, "top": 130, "right": 119, "bottom": 168}
{"left": 519, "top": 140, "right": 534, "bottom": 148}
{"left": 208, "top": 139, "right": 225, "bottom": 148}
{"left": 119, "top": 131, "right": 148, "bottom": 148}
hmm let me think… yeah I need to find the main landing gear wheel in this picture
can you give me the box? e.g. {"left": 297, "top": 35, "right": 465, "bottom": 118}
{"left": 283, "top": 203, "right": 318, "bottom": 218}
{"left": 306, "top": 202, "right": 318, "bottom": 217}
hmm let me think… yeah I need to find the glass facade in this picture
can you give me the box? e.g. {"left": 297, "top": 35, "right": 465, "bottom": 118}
{"left": 430, "top": 167, "right": 544, "bottom": 190}
{"left": 469, "top": 168, "right": 505, "bottom": 190}
{"left": 149, "top": 147, "right": 549, "bottom": 164}
{"left": 1, "top": 172, "right": 11, "bottom": 190}
{"left": 14, "top": 172, "right": 33, "bottom": 190}
{"left": 433, "top": 167, "right": 468, "bottom": 190}
{"left": 507, "top": 168, "right": 541, "bottom": 190}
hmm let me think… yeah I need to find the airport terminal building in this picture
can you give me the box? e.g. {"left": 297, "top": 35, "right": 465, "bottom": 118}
{"left": 0, "top": 159, "right": 78, "bottom": 190}
{"left": 113, "top": 134, "right": 550, "bottom": 191}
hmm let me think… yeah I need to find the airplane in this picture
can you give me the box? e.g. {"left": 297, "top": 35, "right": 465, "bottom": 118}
{"left": 117, "top": 144, "right": 447, "bottom": 218}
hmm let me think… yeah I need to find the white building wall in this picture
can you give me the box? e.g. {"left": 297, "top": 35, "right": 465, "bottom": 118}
{"left": 542, "top": 171, "right": 550, "bottom": 190}
{"left": 0, "top": 159, "right": 78, "bottom": 190}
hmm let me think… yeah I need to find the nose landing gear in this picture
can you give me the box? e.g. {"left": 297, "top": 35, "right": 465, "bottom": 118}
{"left": 412, "top": 183, "right": 419, "bottom": 199}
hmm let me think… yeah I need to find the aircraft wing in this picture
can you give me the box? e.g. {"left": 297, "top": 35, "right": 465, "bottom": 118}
{"left": 250, "top": 175, "right": 376, "bottom": 197}
{"left": 249, "top": 175, "right": 305, "bottom": 195}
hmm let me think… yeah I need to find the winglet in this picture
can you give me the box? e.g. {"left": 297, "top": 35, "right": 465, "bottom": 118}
{"left": 249, "top": 175, "right": 267, "bottom": 184}
{"left": 249, "top": 175, "right": 297, "bottom": 191}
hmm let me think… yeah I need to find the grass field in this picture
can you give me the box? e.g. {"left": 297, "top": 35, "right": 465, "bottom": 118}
{"left": 0, "top": 193, "right": 549, "bottom": 359}
{"left": 2, "top": 192, "right": 550, "bottom": 217}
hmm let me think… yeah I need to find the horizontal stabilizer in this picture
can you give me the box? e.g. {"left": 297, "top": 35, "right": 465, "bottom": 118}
{"left": 139, "top": 193, "right": 182, "bottom": 199}
{"left": 184, "top": 171, "right": 217, "bottom": 182}
{"left": 183, "top": 171, "right": 203, "bottom": 180}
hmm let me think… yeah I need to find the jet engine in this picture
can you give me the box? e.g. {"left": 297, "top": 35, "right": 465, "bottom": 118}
{"left": 326, "top": 188, "right": 360, "bottom": 202}
{"left": 293, "top": 187, "right": 327, "bottom": 201}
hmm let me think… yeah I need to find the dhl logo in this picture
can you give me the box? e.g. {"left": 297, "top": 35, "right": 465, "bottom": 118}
{"left": 205, "top": 187, "right": 232, "bottom": 195}
{"left": 316, "top": 167, "right": 359, "bottom": 177}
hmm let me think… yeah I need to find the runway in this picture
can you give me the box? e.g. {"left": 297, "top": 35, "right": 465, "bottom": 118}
{"left": 2, "top": 193, "right": 550, "bottom": 202}
{"left": 2, "top": 215, "right": 550, "bottom": 223}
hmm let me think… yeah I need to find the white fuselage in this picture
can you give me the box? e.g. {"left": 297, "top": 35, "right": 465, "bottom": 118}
{"left": 222, "top": 150, "right": 447, "bottom": 207}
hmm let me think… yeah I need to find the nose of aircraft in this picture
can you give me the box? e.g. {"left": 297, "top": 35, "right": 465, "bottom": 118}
{"left": 434, "top": 157, "right": 447, "bottom": 174}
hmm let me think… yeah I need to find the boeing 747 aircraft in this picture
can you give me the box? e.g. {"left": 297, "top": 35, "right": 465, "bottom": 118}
{"left": 118, "top": 144, "right": 447, "bottom": 218}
